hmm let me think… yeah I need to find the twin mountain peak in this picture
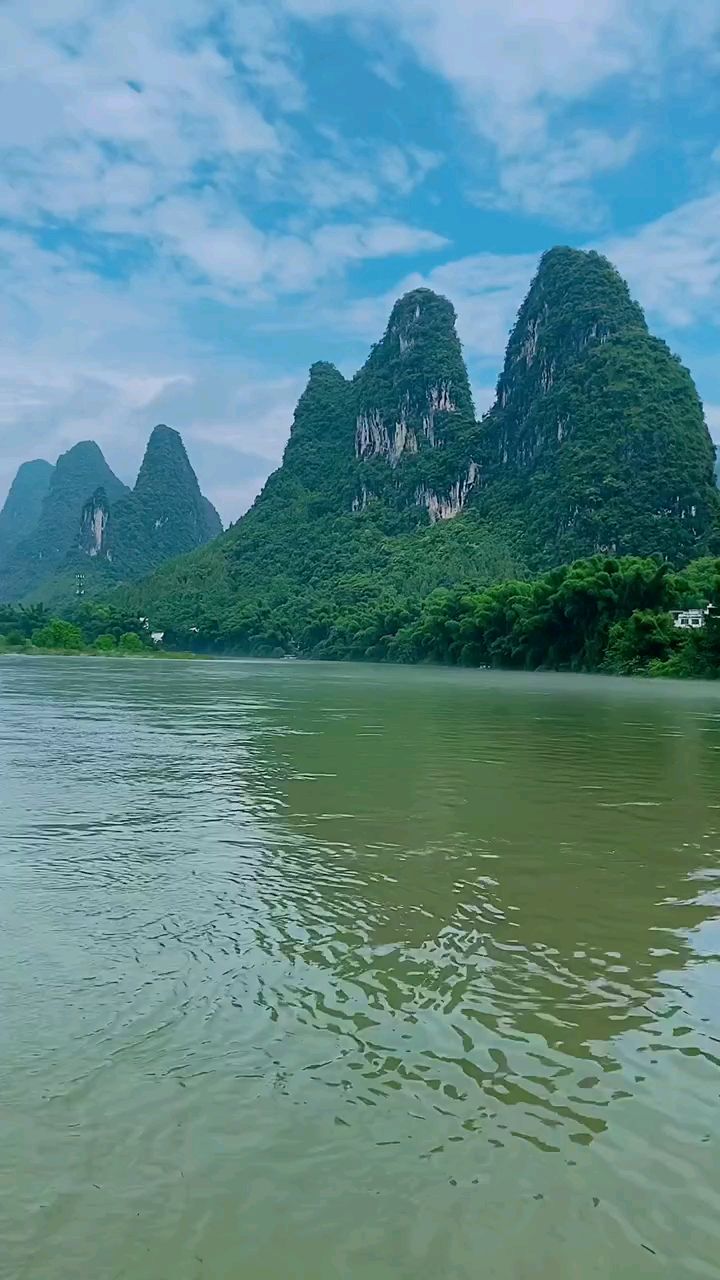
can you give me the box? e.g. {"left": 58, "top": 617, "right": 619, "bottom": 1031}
{"left": 0, "top": 425, "right": 221, "bottom": 603}
{"left": 273, "top": 245, "right": 717, "bottom": 565}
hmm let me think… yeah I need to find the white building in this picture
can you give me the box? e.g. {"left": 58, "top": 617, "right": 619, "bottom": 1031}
{"left": 672, "top": 604, "right": 714, "bottom": 631}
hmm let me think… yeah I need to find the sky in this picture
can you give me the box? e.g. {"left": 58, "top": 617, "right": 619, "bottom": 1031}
{"left": 1, "top": 0, "right": 720, "bottom": 522}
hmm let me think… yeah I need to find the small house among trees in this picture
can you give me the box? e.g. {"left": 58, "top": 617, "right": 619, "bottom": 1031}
{"left": 672, "top": 604, "right": 714, "bottom": 630}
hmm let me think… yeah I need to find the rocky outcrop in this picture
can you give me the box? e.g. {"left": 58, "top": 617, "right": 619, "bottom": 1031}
{"left": 416, "top": 462, "right": 479, "bottom": 522}
{"left": 78, "top": 487, "right": 110, "bottom": 558}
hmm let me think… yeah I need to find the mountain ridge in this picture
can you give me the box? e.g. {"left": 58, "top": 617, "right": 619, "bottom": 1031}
{"left": 121, "top": 245, "right": 719, "bottom": 654}
{"left": 0, "top": 442, "right": 130, "bottom": 601}
{"left": 0, "top": 428, "right": 222, "bottom": 605}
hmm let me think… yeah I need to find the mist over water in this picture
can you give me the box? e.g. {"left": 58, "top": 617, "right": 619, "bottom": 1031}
{"left": 2, "top": 657, "right": 719, "bottom": 1279}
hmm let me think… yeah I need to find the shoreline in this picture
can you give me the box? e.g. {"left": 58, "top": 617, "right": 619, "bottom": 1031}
{"left": 1, "top": 645, "right": 718, "bottom": 683}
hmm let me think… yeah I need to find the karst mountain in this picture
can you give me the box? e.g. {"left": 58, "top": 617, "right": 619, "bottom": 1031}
{"left": 120, "top": 247, "right": 718, "bottom": 649}
{"left": 0, "top": 427, "right": 221, "bottom": 604}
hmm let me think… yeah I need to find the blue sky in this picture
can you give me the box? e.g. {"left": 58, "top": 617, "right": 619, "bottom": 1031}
{"left": 1, "top": 0, "right": 720, "bottom": 520}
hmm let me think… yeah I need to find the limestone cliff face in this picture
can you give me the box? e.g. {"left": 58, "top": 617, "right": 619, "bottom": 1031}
{"left": 350, "top": 288, "right": 481, "bottom": 524}
{"left": 78, "top": 487, "right": 110, "bottom": 558}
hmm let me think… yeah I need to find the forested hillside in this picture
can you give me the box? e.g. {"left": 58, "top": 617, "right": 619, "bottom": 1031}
{"left": 124, "top": 248, "right": 719, "bottom": 653}
{"left": 477, "top": 248, "right": 718, "bottom": 567}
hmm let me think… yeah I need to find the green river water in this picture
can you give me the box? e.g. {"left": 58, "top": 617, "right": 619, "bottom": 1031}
{"left": 1, "top": 656, "right": 719, "bottom": 1279}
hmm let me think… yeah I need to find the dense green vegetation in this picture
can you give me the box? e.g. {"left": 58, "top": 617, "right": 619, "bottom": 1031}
{"left": 121, "top": 360, "right": 522, "bottom": 635}
{"left": 6, "top": 555, "right": 720, "bottom": 679}
{"left": 124, "top": 249, "right": 719, "bottom": 639}
{"left": 0, "top": 602, "right": 157, "bottom": 655}
{"left": 142, "top": 551, "right": 719, "bottom": 677}
{"left": 477, "top": 248, "right": 719, "bottom": 567}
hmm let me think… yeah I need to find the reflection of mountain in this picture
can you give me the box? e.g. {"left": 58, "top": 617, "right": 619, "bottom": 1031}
{"left": 225, "top": 669, "right": 720, "bottom": 1150}
{"left": 15, "top": 655, "right": 717, "bottom": 1169}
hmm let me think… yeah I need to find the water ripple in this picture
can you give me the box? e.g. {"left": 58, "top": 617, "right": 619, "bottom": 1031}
{"left": 1, "top": 657, "right": 720, "bottom": 1278}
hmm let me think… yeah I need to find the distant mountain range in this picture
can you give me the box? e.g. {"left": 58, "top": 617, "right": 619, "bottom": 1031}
{"left": 0, "top": 426, "right": 221, "bottom": 604}
{"left": 2, "top": 246, "right": 718, "bottom": 641}
{"left": 118, "top": 246, "right": 719, "bottom": 651}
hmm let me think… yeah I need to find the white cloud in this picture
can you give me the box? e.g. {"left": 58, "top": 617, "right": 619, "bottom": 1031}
{"left": 152, "top": 374, "right": 306, "bottom": 464}
{"left": 298, "top": 143, "right": 441, "bottom": 212}
{"left": 151, "top": 192, "right": 446, "bottom": 295}
{"left": 603, "top": 193, "right": 720, "bottom": 327}
{"left": 1, "top": 0, "right": 719, "bottom": 529}
{"left": 476, "top": 128, "right": 641, "bottom": 227}
{"left": 283, "top": 0, "right": 720, "bottom": 219}
{"left": 222, "top": 3, "right": 307, "bottom": 111}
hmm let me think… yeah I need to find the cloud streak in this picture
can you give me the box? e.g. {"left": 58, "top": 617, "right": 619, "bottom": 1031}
{"left": 0, "top": 0, "right": 719, "bottom": 523}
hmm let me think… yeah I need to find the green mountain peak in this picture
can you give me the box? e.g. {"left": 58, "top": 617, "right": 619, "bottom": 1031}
{"left": 102, "top": 424, "right": 222, "bottom": 580}
{"left": 495, "top": 247, "right": 647, "bottom": 417}
{"left": 0, "top": 442, "right": 128, "bottom": 601}
{"left": 0, "top": 459, "right": 54, "bottom": 560}
{"left": 479, "top": 246, "right": 718, "bottom": 566}
{"left": 0, "top": 426, "right": 223, "bottom": 607}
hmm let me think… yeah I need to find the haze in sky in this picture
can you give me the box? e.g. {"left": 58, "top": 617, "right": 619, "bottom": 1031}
{"left": 1, "top": 0, "right": 719, "bottom": 521}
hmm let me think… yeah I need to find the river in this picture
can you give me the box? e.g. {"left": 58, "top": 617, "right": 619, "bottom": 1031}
{"left": 1, "top": 656, "right": 719, "bottom": 1279}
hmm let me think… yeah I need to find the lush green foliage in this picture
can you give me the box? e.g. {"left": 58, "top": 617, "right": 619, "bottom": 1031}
{"left": 477, "top": 248, "right": 719, "bottom": 567}
{"left": 152, "top": 553, "right": 720, "bottom": 679}
{"left": 122, "top": 361, "right": 522, "bottom": 640}
{"left": 125, "top": 250, "right": 720, "bottom": 646}
{"left": 0, "top": 601, "right": 152, "bottom": 653}
{"left": 31, "top": 619, "right": 85, "bottom": 650}
{"left": 4, "top": 554, "right": 720, "bottom": 679}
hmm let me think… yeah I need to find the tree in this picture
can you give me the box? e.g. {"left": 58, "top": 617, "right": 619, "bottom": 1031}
{"left": 119, "top": 631, "right": 145, "bottom": 652}
{"left": 32, "top": 619, "right": 84, "bottom": 650}
{"left": 604, "top": 610, "right": 676, "bottom": 674}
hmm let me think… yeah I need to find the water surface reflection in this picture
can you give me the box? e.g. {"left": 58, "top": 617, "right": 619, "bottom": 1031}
{"left": 1, "top": 658, "right": 719, "bottom": 1278}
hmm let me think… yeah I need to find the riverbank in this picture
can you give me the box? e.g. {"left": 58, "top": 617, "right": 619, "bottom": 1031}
{"left": 4, "top": 550, "right": 720, "bottom": 678}
{"left": 0, "top": 643, "right": 203, "bottom": 660}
